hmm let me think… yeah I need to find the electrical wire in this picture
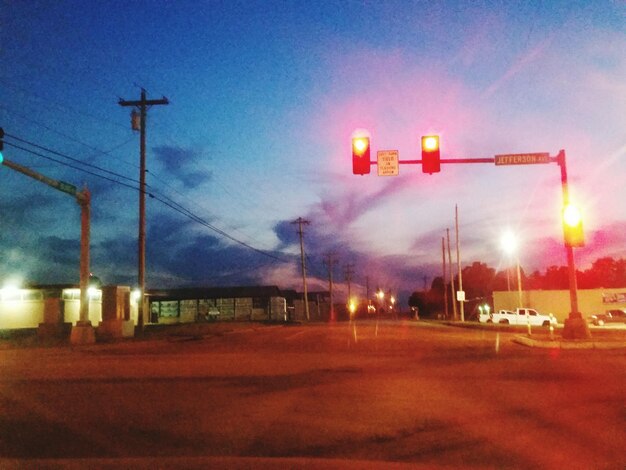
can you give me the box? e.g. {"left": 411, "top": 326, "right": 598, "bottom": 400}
{"left": 2, "top": 138, "right": 290, "bottom": 263}
{"left": 5, "top": 133, "right": 138, "bottom": 184}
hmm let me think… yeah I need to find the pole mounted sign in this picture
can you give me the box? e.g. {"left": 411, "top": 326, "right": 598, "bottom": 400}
{"left": 377, "top": 150, "right": 399, "bottom": 176}
{"left": 494, "top": 152, "right": 550, "bottom": 166}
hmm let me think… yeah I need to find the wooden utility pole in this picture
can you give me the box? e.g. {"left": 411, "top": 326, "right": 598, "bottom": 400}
{"left": 442, "top": 236, "right": 448, "bottom": 319}
{"left": 344, "top": 263, "right": 355, "bottom": 303}
{"left": 119, "top": 89, "right": 168, "bottom": 333}
{"left": 455, "top": 204, "right": 464, "bottom": 322}
{"left": 324, "top": 252, "right": 338, "bottom": 321}
{"left": 447, "top": 228, "right": 457, "bottom": 321}
{"left": 292, "top": 217, "right": 310, "bottom": 320}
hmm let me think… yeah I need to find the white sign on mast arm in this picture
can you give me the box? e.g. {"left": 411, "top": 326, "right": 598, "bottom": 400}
{"left": 377, "top": 150, "right": 399, "bottom": 176}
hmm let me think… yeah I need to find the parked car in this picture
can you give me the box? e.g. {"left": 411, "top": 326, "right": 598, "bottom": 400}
{"left": 479, "top": 308, "right": 557, "bottom": 327}
{"left": 589, "top": 309, "right": 626, "bottom": 326}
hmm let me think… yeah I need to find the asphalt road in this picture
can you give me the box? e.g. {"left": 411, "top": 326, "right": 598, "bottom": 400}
{"left": 0, "top": 321, "right": 624, "bottom": 469}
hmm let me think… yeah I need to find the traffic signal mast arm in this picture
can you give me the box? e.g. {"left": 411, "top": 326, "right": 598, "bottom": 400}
{"left": 1, "top": 157, "right": 92, "bottom": 326}
{"left": 2, "top": 158, "right": 87, "bottom": 203}
{"left": 396, "top": 157, "right": 496, "bottom": 164}
{"left": 394, "top": 156, "right": 560, "bottom": 165}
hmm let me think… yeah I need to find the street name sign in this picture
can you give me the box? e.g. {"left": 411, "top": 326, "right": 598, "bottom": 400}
{"left": 377, "top": 150, "right": 399, "bottom": 176}
{"left": 57, "top": 181, "right": 78, "bottom": 196}
{"left": 494, "top": 152, "right": 550, "bottom": 166}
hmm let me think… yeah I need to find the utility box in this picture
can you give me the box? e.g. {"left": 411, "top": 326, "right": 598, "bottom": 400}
{"left": 38, "top": 297, "right": 71, "bottom": 340}
{"left": 98, "top": 286, "right": 135, "bottom": 338}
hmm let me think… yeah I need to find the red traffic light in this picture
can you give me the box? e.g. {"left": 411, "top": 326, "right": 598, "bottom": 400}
{"left": 352, "top": 136, "right": 371, "bottom": 175}
{"left": 421, "top": 135, "right": 440, "bottom": 174}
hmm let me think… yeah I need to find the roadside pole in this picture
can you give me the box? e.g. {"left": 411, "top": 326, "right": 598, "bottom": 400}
{"left": 558, "top": 150, "right": 591, "bottom": 339}
{"left": 1, "top": 157, "right": 95, "bottom": 344}
{"left": 350, "top": 132, "right": 591, "bottom": 338}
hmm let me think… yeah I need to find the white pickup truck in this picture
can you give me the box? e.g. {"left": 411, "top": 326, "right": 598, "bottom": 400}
{"left": 479, "top": 308, "right": 557, "bottom": 327}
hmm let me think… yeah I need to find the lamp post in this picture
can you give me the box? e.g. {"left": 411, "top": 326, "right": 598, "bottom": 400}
{"left": 376, "top": 289, "right": 385, "bottom": 312}
{"left": 501, "top": 231, "right": 523, "bottom": 309}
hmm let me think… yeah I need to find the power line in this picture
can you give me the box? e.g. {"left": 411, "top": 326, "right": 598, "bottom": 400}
{"left": 3, "top": 140, "right": 139, "bottom": 191}
{"left": 2, "top": 138, "right": 289, "bottom": 264}
{"left": 5, "top": 133, "right": 138, "bottom": 184}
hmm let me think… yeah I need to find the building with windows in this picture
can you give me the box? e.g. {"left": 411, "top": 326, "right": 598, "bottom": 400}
{"left": 0, "top": 284, "right": 103, "bottom": 330}
{"left": 0, "top": 284, "right": 331, "bottom": 333}
{"left": 147, "top": 286, "right": 288, "bottom": 323}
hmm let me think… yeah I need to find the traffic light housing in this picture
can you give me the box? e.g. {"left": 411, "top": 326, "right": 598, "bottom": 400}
{"left": 421, "top": 135, "right": 440, "bottom": 174}
{"left": 352, "top": 136, "right": 371, "bottom": 175}
{"left": 563, "top": 204, "right": 584, "bottom": 247}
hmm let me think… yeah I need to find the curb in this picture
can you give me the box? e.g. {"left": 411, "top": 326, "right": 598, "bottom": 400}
{"left": 513, "top": 334, "right": 626, "bottom": 350}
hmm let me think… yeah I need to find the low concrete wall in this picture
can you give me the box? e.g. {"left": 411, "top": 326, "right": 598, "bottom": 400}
{"left": 494, "top": 287, "right": 626, "bottom": 323}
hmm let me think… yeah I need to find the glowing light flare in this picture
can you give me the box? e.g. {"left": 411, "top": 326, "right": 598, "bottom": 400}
{"left": 131, "top": 289, "right": 142, "bottom": 302}
{"left": 0, "top": 283, "right": 21, "bottom": 301}
{"left": 352, "top": 136, "right": 369, "bottom": 156}
{"left": 563, "top": 204, "right": 582, "bottom": 227}
{"left": 421, "top": 135, "right": 439, "bottom": 151}
{"left": 500, "top": 230, "right": 519, "bottom": 255}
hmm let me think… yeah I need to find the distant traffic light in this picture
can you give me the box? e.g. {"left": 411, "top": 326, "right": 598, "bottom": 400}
{"left": 421, "top": 135, "right": 440, "bottom": 174}
{"left": 352, "top": 136, "right": 371, "bottom": 175}
{"left": 563, "top": 203, "right": 584, "bottom": 247}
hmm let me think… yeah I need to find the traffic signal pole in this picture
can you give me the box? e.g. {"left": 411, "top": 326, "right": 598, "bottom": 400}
{"left": 557, "top": 150, "right": 591, "bottom": 339}
{"left": 352, "top": 134, "right": 592, "bottom": 339}
{"left": 1, "top": 157, "right": 94, "bottom": 344}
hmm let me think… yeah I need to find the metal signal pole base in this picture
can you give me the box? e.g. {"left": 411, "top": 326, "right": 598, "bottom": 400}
{"left": 70, "top": 321, "right": 96, "bottom": 345}
{"left": 562, "top": 312, "right": 591, "bottom": 340}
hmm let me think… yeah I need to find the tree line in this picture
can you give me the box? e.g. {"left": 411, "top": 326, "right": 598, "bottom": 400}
{"left": 409, "top": 257, "right": 626, "bottom": 319}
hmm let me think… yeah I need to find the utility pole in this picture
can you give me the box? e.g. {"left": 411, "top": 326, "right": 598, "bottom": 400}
{"left": 292, "top": 217, "right": 310, "bottom": 320}
{"left": 323, "top": 252, "right": 338, "bottom": 321}
{"left": 344, "top": 263, "right": 355, "bottom": 303}
{"left": 447, "top": 228, "right": 457, "bottom": 321}
{"left": 119, "top": 89, "right": 169, "bottom": 333}
{"left": 442, "top": 236, "right": 448, "bottom": 319}
{"left": 455, "top": 204, "right": 464, "bottom": 322}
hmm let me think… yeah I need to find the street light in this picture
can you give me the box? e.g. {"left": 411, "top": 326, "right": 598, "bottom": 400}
{"left": 348, "top": 298, "right": 357, "bottom": 318}
{"left": 501, "top": 230, "right": 523, "bottom": 309}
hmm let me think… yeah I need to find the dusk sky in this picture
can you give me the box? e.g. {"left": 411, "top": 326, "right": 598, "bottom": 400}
{"left": 1, "top": 1, "right": 624, "bottom": 304}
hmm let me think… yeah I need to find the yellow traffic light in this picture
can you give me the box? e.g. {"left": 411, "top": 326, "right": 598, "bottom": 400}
{"left": 421, "top": 135, "right": 440, "bottom": 174}
{"left": 352, "top": 136, "right": 371, "bottom": 175}
{"left": 563, "top": 203, "right": 584, "bottom": 247}
{"left": 352, "top": 136, "right": 369, "bottom": 156}
{"left": 422, "top": 135, "right": 439, "bottom": 152}
{"left": 563, "top": 204, "right": 581, "bottom": 227}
